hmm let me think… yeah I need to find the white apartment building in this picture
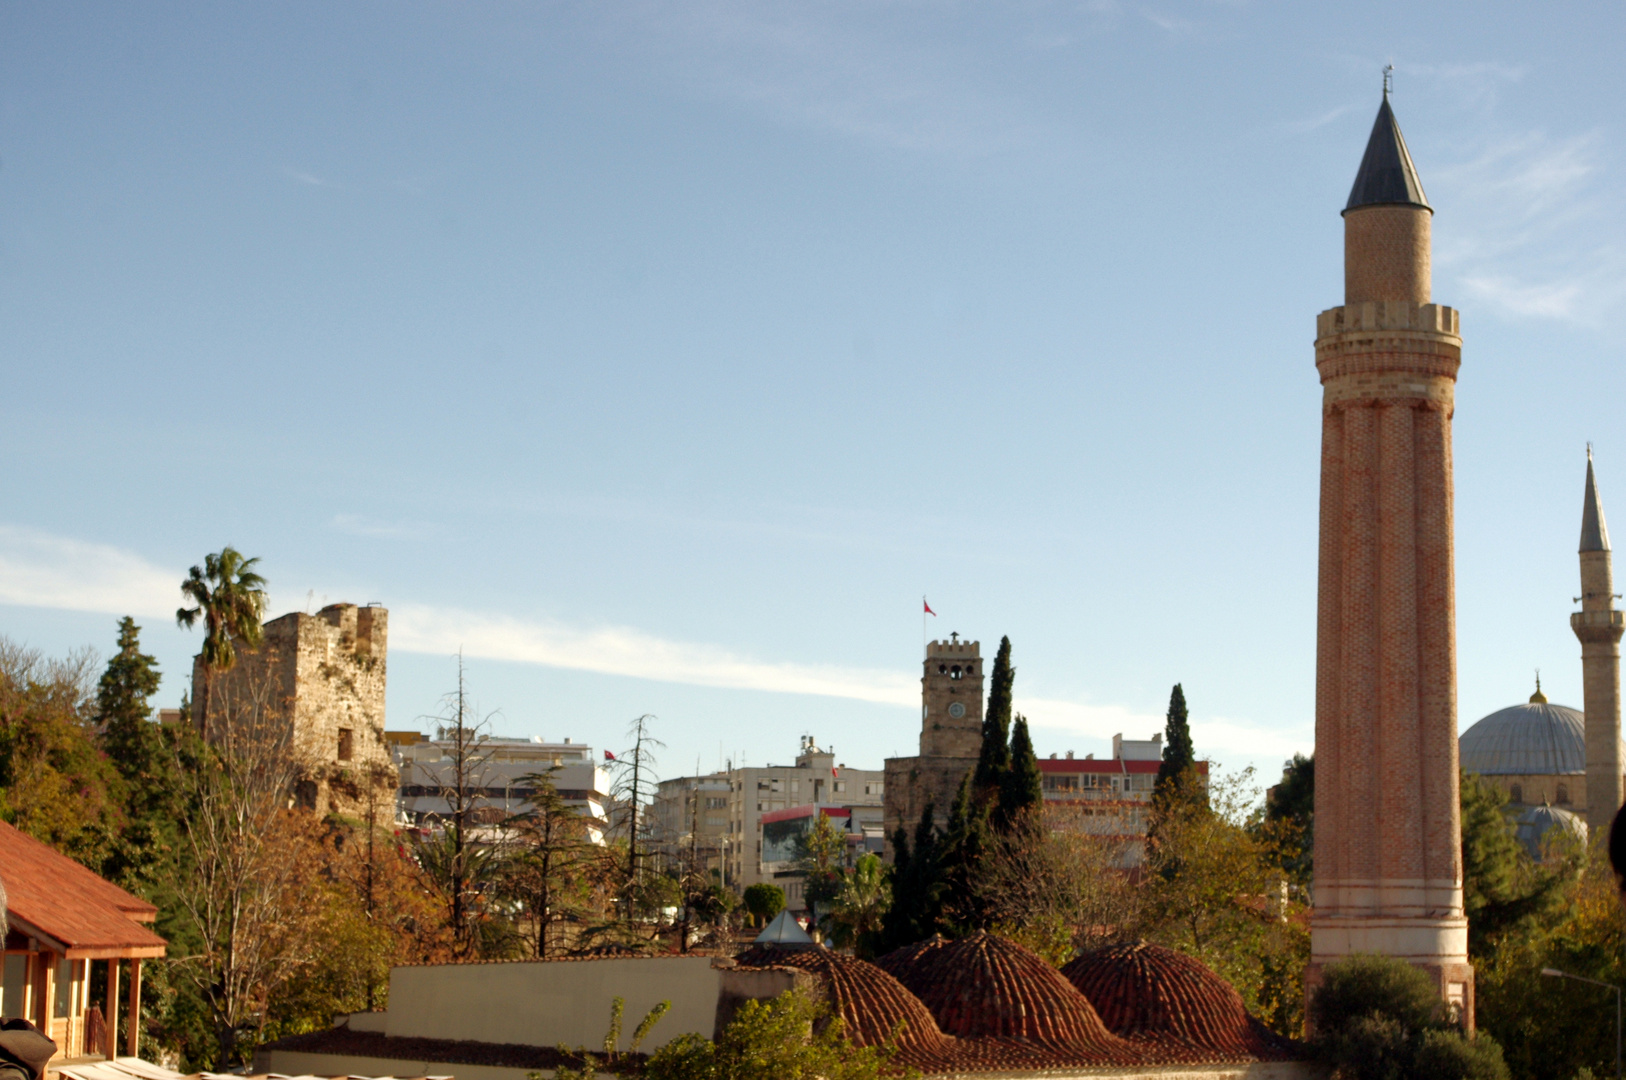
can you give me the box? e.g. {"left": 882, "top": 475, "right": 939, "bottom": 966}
{"left": 392, "top": 733, "right": 612, "bottom": 843}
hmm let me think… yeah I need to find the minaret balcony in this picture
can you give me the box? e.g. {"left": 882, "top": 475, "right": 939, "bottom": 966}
{"left": 1571, "top": 609, "right": 1625, "bottom": 643}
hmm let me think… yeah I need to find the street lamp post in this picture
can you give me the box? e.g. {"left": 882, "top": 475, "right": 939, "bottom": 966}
{"left": 1542, "top": 967, "right": 1622, "bottom": 1080}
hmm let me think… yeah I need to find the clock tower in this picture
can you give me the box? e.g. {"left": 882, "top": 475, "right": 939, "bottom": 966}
{"left": 883, "top": 635, "right": 985, "bottom": 859}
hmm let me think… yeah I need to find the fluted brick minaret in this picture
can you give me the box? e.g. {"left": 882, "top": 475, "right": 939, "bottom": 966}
{"left": 1572, "top": 450, "right": 1624, "bottom": 834}
{"left": 1308, "top": 91, "right": 1473, "bottom": 1025}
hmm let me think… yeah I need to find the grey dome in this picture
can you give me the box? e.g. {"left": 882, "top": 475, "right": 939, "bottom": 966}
{"left": 1459, "top": 701, "right": 1589, "bottom": 775}
{"left": 1513, "top": 803, "right": 1587, "bottom": 859}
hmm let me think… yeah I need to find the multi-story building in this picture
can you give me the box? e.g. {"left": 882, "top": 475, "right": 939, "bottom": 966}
{"left": 653, "top": 737, "right": 885, "bottom": 894}
{"left": 759, "top": 803, "right": 887, "bottom": 910}
{"left": 394, "top": 734, "right": 612, "bottom": 843}
{"left": 1037, "top": 733, "right": 1208, "bottom": 867}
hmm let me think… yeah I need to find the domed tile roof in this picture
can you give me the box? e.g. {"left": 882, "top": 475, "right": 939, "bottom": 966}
{"left": 1061, "top": 941, "right": 1297, "bottom": 1062}
{"left": 1513, "top": 803, "right": 1588, "bottom": 859}
{"left": 731, "top": 945, "right": 953, "bottom": 1057}
{"left": 1459, "top": 699, "right": 1591, "bottom": 775}
{"left": 874, "top": 931, "right": 1124, "bottom": 1049}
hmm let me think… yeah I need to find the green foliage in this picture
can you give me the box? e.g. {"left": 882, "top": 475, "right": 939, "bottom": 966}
{"left": 793, "top": 813, "right": 848, "bottom": 918}
{"left": 973, "top": 636, "right": 1013, "bottom": 792}
{"left": 1460, "top": 770, "right": 1581, "bottom": 958}
{"left": 1154, "top": 683, "right": 1199, "bottom": 803}
{"left": 1310, "top": 954, "right": 1508, "bottom": 1080}
{"left": 880, "top": 801, "right": 944, "bottom": 951}
{"left": 937, "top": 773, "right": 993, "bottom": 931}
{"left": 543, "top": 997, "right": 672, "bottom": 1080}
{"left": 1263, "top": 753, "right": 1314, "bottom": 887}
{"left": 823, "top": 853, "right": 892, "bottom": 958}
{"left": 175, "top": 547, "right": 267, "bottom": 675}
{"left": 1475, "top": 838, "right": 1626, "bottom": 1080}
{"left": 994, "top": 715, "right": 1042, "bottom": 836}
{"left": 503, "top": 767, "right": 596, "bottom": 957}
{"left": 743, "top": 883, "right": 785, "bottom": 926}
{"left": 642, "top": 989, "right": 916, "bottom": 1080}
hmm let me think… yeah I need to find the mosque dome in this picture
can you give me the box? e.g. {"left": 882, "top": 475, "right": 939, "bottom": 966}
{"left": 1513, "top": 803, "right": 1588, "bottom": 859}
{"left": 732, "top": 944, "right": 953, "bottom": 1057}
{"left": 1060, "top": 941, "right": 1296, "bottom": 1062}
{"left": 1459, "top": 695, "right": 1589, "bottom": 775}
{"left": 874, "top": 932, "right": 1122, "bottom": 1048}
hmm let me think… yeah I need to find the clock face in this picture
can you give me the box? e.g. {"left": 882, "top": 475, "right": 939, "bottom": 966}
{"left": 948, "top": 702, "right": 966, "bottom": 719}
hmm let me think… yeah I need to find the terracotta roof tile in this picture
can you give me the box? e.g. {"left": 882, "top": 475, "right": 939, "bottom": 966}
{"left": 0, "top": 821, "right": 166, "bottom": 955}
{"left": 1061, "top": 941, "right": 1299, "bottom": 1062}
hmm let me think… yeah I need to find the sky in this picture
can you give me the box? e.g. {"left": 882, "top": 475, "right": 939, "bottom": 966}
{"left": 2, "top": 2, "right": 1624, "bottom": 791}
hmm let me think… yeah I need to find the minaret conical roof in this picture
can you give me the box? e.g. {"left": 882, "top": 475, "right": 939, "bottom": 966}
{"left": 1344, "top": 94, "right": 1431, "bottom": 215}
{"left": 1582, "top": 450, "right": 1610, "bottom": 552}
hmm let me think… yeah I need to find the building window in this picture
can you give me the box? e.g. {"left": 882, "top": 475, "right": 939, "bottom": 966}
{"left": 1510, "top": 784, "right": 1523, "bottom": 804}
{"left": 1556, "top": 783, "right": 1570, "bottom": 805}
{"left": 338, "top": 728, "right": 354, "bottom": 762}
{"left": 835, "top": 781, "right": 846, "bottom": 793}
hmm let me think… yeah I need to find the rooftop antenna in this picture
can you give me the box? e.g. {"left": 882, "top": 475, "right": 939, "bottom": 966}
{"left": 1383, "top": 64, "right": 1393, "bottom": 97}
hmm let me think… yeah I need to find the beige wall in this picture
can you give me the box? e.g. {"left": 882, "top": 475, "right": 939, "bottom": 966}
{"left": 258, "top": 1048, "right": 618, "bottom": 1080}
{"left": 386, "top": 957, "right": 720, "bottom": 1052}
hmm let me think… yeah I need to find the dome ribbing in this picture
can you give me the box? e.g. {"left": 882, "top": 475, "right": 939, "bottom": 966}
{"left": 1061, "top": 941, "right": 1297, "bottom": 1062}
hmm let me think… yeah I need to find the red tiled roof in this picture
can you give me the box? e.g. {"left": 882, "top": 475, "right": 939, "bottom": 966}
{"left": 733, "top": 945, "right": 955, "bottom": 1059}
{"left": 0, "top": 821, "right": 167, "bottom": 957}
{"left": 874, "top": 932, "right": 1129, "bottom": 1052}
{"left": 1061, "top": 941, "right": 1298, "bottom": 1062}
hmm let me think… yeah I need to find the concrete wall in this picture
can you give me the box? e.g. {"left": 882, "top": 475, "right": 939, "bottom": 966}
{"left": 258, "top": 1048, "right": 615, "bottom": 1080}
{"left": 386, "top": 957, "right": 720, "bottom": 1052}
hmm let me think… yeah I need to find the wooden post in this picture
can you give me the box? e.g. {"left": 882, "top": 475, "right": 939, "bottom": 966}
{"left": 38, "top": 953, "right": 54, "bottom": 1039}
{"left": 125, "top": 959, "right": 141, "bottom": 1059}
{"left": 104, "top": 959, "right": 121, "bottom": 1060}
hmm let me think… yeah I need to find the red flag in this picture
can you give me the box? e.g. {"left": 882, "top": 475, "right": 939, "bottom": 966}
{"left": 923, "top": 598, "right": 936, "bottom": 616}
{"left": 603, "top": 749, "right": 616, "bottom": 761}
{"left": 832, "top": 766, "right": 839, "bottom": 779}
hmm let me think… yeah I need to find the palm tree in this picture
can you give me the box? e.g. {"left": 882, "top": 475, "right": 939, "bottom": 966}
{"left": 823, "top": 853, "right": 892, "bottom": 958}
{"left": 176, "top": 546, "right": 268, "bottom": 733}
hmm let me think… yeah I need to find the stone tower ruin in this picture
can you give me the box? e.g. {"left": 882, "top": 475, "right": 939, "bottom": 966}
{"left": 192, "top": 602, "right": 394, "bottom": 825}
{"left": 883, "top": 634, "right": 984, "bottom": 857}
{"left": 1307, "top": 91, "right": 1473, "bottom": 1021}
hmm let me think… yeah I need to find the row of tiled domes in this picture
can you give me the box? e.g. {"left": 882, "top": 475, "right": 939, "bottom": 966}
{"left": 738, "top": 932, "right": 1298, "bottom": 1073}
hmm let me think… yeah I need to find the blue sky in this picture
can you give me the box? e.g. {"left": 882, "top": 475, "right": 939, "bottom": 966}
{"left": 2, "top": 2, "right": 1623, "bottom": 787}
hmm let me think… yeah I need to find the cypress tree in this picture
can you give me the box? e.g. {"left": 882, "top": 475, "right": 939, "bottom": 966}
{"left": 881, "top": 801, "right": 943, "bottom": 950}
{"left": 98, "top": 616, "right": 162, "bottom": 768}
{"left": 1154, "top": 683, "right": 1197, "bottom": 798}
{"left": 939, "top": 773, "right": 993, "bottom": 931}
{"left": 973, "top": 637, "right": 1015, "bottom": 792}
{"left": 995, "top": 715, "right": 1043, "bottom": 836}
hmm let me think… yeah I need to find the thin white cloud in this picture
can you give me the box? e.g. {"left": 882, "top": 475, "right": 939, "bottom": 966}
{"left": 390, "top": 604, "right": 920, "bottom": 707}
{"left": 0, "top": 526, "right": 179, "bottom": 618}
{"left": 282, "top": 168, "right": 329, "bottom": 187}
{"left": 329, "top": 514, "right": 430, "bottom": 540}
{"left": 0, "top": 525, "right": 1310, "bottom": 774}
{"left": 1280, "top": 104, "right": 1357, "bottom": 136}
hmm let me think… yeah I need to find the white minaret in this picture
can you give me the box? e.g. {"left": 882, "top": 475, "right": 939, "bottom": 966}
{"left": 1572, "top": 449, "right": 1624, "bottom": 834}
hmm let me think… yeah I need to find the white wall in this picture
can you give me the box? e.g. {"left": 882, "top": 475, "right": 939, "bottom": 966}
{"left": 385, "top": 957, "right": 719, "bottom": 1052}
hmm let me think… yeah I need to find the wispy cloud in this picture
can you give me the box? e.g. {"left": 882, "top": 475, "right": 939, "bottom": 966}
{"left": 0, "top": 526, "right": 179, "bottom": 618}
{"left": 329, "top": 514, "right": 432, "bottom": 540}
{"left": 1279, "top": 103, "right": 1357, "bottom": 137}
{"left": 391, "top": 604, "right": 920, "bottom": 706}
{"left": 282, "top": 167, "right": 330, "bottom": 187}
{"left": 1432, "top": 130, "right": 1626, "bottom": 323}
{"left": 0, "top": 525, "right": 1308, "bottom": 772}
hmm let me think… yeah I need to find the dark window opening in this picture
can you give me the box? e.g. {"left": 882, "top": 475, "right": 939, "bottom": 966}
{"left": 338, "top": 728, "right": 354, "bottom": 762}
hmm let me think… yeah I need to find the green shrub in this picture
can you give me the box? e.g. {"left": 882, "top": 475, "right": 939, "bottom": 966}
{"left": 1311, "top": 955, "right": 1508, "bottom": 1080}
{"left": 742, "top": 883, "right": 785, "bottom": 927}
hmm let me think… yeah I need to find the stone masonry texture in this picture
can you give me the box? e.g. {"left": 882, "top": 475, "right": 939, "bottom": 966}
{"left": 884, "top": 639, "right": 983, "bottom": 858}
{"left": 193, "top": 603, "right": 393, "bottom": 825}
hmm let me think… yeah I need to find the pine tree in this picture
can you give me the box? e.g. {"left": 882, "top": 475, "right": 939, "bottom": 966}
{"left": 995, "top": 715, "right": 1043, "bottom": 836}
{"left": 1154, "top": 683, "right": 1198, "bottom": 799}
{"left": 99, "top": 616, "right": 162, "bottom": 767}
{"left": 974, "top": 637, "right": 1015, "bottom": 793}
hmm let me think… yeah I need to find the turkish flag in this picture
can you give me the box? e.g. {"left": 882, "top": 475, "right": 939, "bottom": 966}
{"left": 604, "top": 750, "right": 617, "bottom": 761}
{"left": 923, "top": 599, "right": 936, "bottom": 616}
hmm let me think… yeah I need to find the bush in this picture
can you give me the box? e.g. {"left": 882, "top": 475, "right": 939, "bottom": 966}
{"left": 642, "top": 988, "right": 914, "bottom": 1080}
{"left": 1311, "top": 955, "right": 1508, "bottom": 1080}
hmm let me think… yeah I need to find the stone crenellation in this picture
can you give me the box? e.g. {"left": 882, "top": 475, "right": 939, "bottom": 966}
{"left": 884, "top": 637, "right": 984, "bottom": 858}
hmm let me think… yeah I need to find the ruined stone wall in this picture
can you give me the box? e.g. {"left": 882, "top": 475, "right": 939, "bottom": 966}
{"left": 193, "top": 603, "right": 392, "bottom": 825}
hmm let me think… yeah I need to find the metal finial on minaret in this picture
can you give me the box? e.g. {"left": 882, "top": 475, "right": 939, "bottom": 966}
{"left": 1531, "top": 670, "right": 1547, "bottom": 704}
{"left": 1383, "top": 64, "right": 1393, "bottom": 97}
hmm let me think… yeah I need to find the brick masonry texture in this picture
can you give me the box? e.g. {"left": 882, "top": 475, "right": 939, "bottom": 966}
{"left": 1574, "top": 546, "right": 1625, "bottom": 834}
{"left": 1310, "top": 198, "right": 1473, "bottom": 1020}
